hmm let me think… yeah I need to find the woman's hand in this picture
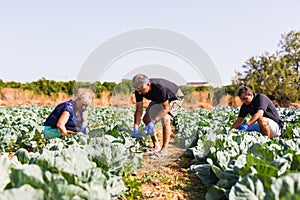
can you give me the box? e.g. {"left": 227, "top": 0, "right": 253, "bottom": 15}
{"left": 61, "top": 130, "right": 74, "bottom": 136}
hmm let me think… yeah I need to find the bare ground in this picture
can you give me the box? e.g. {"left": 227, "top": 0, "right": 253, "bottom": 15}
{"left": 134, "top": 129, "right": 207, "bottom": 200}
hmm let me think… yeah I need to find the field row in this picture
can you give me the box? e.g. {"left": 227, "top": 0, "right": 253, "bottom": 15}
{"left": 0, "top": 106, "right": 299, "bottom": 199}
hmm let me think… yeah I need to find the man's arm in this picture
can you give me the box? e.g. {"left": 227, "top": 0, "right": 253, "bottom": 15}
{"left": 232, "top": 109, "right": 264, "bottom": 128}
{"left": 247, "top": 109, "right": 264, "bottom": 125}
{"left": 134, "top": 101, "right": 143, "bottom": 128}
{"left": 231, "top": 117, "right": 244, "bottom": 129}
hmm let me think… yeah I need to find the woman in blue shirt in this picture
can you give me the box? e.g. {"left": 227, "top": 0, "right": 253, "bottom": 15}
{"left": 44, "top": 92, "right": 93, "bottom": 139}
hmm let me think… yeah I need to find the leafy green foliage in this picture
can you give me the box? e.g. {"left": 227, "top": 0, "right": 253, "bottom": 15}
{"left": 0, "top": 106, "right": 143, "bottom": 199}
{"left": 182, "top": 107, "right": 300, "bottom": 200}
{"left": 0, "top": 105, "right": 299, "bottom": 199}
{"left": 0, "top": 78, "right": 118, "bottom": 97}
{"left": 14, "top": 148, "right": 29, "bottom": 164}
{"left": 121, "top": 172, "right": 143, "bottom": 200}
{"left": 112, "top": 79, "right": 134, "bottom": 95}
{"left": 179, "top": 85, "right": 193, "bottom": 96}
{"left": 233, "top": 31, "right": 300, "bottom": 104}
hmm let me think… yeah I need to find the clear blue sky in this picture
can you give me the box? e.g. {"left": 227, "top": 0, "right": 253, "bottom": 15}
{"left": 0, "top": 0, "right": 299, "bottom": 85}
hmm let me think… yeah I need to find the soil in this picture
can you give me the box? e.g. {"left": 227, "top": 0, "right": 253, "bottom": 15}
{"left": 134, "top": 128, "right": 207, "bottom": 200}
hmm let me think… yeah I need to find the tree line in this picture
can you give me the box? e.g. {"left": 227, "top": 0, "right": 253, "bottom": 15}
{"left": 0, "top": 78, "right": 235, "bottom": 99}
{"left": 0, "top": 78, "right": 117, "bottom": 98}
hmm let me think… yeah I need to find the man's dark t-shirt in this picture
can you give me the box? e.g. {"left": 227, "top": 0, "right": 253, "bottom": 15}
{"left": 238, "top": 93, "right": 284, "bottom": 129}
{"left": 135, "top": 78, "right": 179, "bottom": 103}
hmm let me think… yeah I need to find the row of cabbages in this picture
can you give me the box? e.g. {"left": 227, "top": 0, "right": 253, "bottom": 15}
{"left": 0, "top": 132, "right": 143, "bottom": 200}
{"left": 173, "top": 107, "right": 300, "bottom": 200}
{"left": 0, "top": 106, "right": 143, "bottom": 200}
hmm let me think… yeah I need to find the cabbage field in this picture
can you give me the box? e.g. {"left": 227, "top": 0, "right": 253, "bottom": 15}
{"left": 0, "top": 106, "right": 299, "bottom": 200}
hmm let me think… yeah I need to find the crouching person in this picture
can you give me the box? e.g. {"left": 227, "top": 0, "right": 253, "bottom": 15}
{"left": 43, "top": 92, "right": 92, "bottom": 139}
{"left": 132, "top": 74, "right": 184, "bottom": 158}
{"left": 231, "top": 86, "right": 284, "bottom": 138}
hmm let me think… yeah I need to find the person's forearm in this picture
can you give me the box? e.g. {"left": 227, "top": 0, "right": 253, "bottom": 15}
{"left": 231, "top": 121, "right": 241, "bottom": 129}
{"left": 134, "top": 102, "right": 143, "bottom": 127}
{"left": 134, "top": 111, "right": 142, "bottom": 127}
{"left": 58, "top": 125, "right": 74, "bottom": 136}
{"left": 81, "top": 120, "right": 88, "bottom": 127}
{"left": 81, "top": 112, "right": 89, "bottom": 127}
{"left": 57, "top": 124, "right": 68, "bottom": 135}
{"left": 231, "top": 117, "right": 244, "bottom": 129}
{"left": 246, "top": 117, "right": 257, "bottom": 125}
{"left": 247, "top": 112, "right": 262, "bottom": 125}
{"left": 57, "top": 111, "right": 71, "bottom": 135}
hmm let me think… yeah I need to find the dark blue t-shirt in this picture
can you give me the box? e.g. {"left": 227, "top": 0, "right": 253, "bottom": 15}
{"left": 238, "top": 93, "right": 284, "bottom": 129}
{"left": 135, "top": 78, "right": 179, "bottom": 103}
{"left": 44, "top": 100, "right": 83, "bottom": 129}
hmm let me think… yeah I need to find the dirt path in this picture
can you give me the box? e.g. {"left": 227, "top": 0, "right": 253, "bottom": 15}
{"left": 138, "top": 143, "right": 187, "bottom": 174}
{"left": 135, "top": 133, "right": 206, "bottom": 200}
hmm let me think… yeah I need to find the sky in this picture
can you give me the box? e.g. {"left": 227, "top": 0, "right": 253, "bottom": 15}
{"left": 0, "top": 0, "right": 300, "bottom": 85}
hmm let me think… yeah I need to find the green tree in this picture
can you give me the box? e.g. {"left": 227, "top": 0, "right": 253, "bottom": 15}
{"left": 113, "top": 79, "right": 134, "bottom": 95}
{"left": 102, "top": 82, "right": 117, "bottom": 93}
{"left": 0, "top": 79, "right": 5, "bottom": 90}
{"left": 179, "top": 85, "right": 193, "bottom": 96}
{"left": 6, "top": 81, "right": 22, "bottom": 88}
{"left": 233, "top": 31, "right": 300, "bottom": 105}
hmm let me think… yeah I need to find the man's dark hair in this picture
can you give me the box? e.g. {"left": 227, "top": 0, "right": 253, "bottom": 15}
{"left": 237, "top": 86, "right": 253, "bottom": 97}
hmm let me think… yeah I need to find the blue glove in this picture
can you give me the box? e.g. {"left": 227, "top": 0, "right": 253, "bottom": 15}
{"left": 133, "top": 127, "right": 142, "bottom": 139}
{"left": 238, "top": 123, "right": 249, "bottom": 131}
{"left": 80, "top": 125, "right": 87, "bottom": 134}
{"left": 145, "top": 121, "right": 155, "bottom": 136}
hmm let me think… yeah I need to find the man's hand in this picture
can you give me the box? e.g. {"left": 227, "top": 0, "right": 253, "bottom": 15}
{"left": 145, "top": 121, "right": 155, "bottom": 136}
{"left": 238, "top": 123, "right": 249, "bottom": 131}
{"left": 133, "top": 127, "right": 142, "bottom": 139}
{"left": 80, "top": 125, "right": 87, "bottom": 134}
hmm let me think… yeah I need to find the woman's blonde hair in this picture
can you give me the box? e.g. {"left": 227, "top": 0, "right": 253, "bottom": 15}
{"left": 76, "top": 92, "right": 93, "bottom": 106}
